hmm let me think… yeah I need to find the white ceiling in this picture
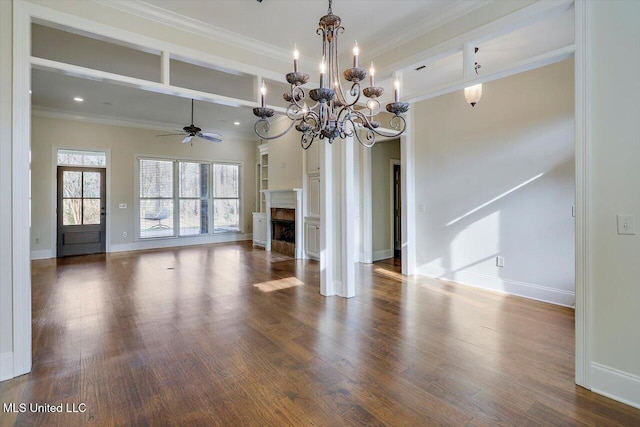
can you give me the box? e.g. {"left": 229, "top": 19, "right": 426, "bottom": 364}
{"left": 31, "top": 0, "right": 574, "bottom": 138}
{"left": 139, "top": 0, "right": 482, "bottom": 63}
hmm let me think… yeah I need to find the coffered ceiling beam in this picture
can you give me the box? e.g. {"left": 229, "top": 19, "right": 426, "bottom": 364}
{"left": 31, "top": 56, "right": 287, "bottom": 114}
{"left": 406, "top": 44, "right": 574, "bottom": 104}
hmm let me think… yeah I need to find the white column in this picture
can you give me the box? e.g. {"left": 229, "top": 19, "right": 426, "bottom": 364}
{"left": 340, "top": 135, "right": 356, "bottom": 298}
{"left": 320, "top": 140, "right": 335, "bottom": 296}
{"left": 360, "top": 143, "right": 373, "bottom": 264}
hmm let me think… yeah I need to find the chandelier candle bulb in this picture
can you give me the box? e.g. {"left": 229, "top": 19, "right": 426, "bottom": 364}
{"left": 260, "top": 81, "right": 267, "bottom": 107}
{"left": 293, "top": 45, "right": 300, "bottom": 72}
{"left": 320, "top": 58, "right": 327, "bottom": 89}
{"left": 369, "top": 62, "right": 375, "bottom": 87}
{"left": 394, "top": 79, "right": 400, "bottom": 102}
{"left": 353, "top": 41, "right": 359, "bottom": 68}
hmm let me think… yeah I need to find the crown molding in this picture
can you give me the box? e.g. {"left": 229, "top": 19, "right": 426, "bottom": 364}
{"left": 31, "top": 107, "right": 256, "bottom": 140}
{"left": 91, "top": 0, "right": 293, "bottom": 64}
{"left": 363, "top": 0, "right": 493, "bottom": 62}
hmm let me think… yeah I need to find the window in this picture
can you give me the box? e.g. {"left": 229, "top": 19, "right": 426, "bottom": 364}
{"left": 213, "top": 164, "right": 240, "bottom": 233}
{"left": 58, "top": 149, "right": 106, "bottom": 167}
{"left": 179, "top": 162, "right": 209, "bottom": 236}
{"left": 137, "top": 158, "right": 241, "bottom": 239}
{"left": 139, "top": 159, "right": 174, "bottom": 238}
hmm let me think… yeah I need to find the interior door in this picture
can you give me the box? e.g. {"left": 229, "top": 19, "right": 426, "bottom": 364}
{"left": 57, "top": 166, "right": 106, "bottom": 257}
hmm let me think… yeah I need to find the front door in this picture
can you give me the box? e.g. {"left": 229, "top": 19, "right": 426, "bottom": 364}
{"left": 57, "top": 166, "right": 106, "bottom": 257}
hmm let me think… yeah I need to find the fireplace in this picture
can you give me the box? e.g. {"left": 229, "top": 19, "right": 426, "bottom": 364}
{"left": 271, "top": 208, "right": 296, "bottom": 257}
{"left": 264, "top": 189, "right": 303, "bottom": 259}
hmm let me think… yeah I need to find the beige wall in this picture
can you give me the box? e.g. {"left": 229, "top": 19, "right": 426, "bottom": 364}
{"left": 0, "top": 0, "right": 13, "bottom": 359}
{"left": 413, "top": 59, "right": 575, "bottom": 306}
{"left": 371, "top": 139, "right": 400, "bottom": 258}
{"left": 264, "top": 118, "right": 303, "bottom": 191}
{"left": 590, "top": 1, "right": 640, "bottom": 379}
{"left": 31, "top": 115, "right": 257, "bottom": 254}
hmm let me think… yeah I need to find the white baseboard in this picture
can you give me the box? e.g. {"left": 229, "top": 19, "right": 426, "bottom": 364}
{"left": 373, "top": 249, "right": 394, "bottom": 262}
{"left": 417, "top": 264, "right": 575, "bottom": 307}
{"left": 0, "top": 352, "right": 13, "bottom": 381}
{"left": 591, "top": 363, "right": 640, "bottom": 409}
{"left": 30, "top": 249, "right": 54, "bottom": 260}
{"left": 109, "top": 233, "right": 252, "bottom": 253}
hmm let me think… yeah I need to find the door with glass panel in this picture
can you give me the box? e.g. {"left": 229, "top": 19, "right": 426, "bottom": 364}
{"left": 57, "top": 166, "right": 106, "bottom": 257}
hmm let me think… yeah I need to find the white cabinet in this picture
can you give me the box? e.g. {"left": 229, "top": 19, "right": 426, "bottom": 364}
{"left": 253, "top": 212, "right": 267, "bottom": 247}
{"left": 304, "top": 218, "right": 320, "bottom": 260}
{"left": 308, "top": 175, "right": 320, "bottom": 217}
{"left": 306, "top": 142, "right": 320, "bottom": 175}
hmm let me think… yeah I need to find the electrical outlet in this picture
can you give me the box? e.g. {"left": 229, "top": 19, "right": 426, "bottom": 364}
{"left": 496, "top": 256, "right": 504, "bottom": 268}
{"left": 123, "top": 231, "right": 128, "bottom": 238}
{"left": 35, "top": 237, "right": 39, "bottom": 244}
{"left": 617, "top": 215, "right": 636, "bottom": 235}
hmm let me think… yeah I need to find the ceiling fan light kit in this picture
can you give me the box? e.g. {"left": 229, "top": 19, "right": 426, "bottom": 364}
{"left": 156, "top": 99, "right": 222, "bottom": 144}
{"left": 252, "top": 0, "right": 409, "bottom": 149}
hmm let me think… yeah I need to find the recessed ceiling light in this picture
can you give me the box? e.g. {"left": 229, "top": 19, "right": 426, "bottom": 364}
{"left": 234, "top": 121, "right": 240, "bottom": 126}
{"left": 73, "top": 97, "right": 84, "bottom": 102}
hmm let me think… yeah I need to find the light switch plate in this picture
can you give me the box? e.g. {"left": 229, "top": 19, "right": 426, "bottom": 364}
{"left": 119, "top": 203, "right": 127, "bottom": 209}
{"left": 617, "top": 214, "right": 636, "bottom": 235}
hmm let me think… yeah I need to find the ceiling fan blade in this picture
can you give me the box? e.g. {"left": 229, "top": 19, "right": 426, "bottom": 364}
{"left": 182, "top": 135, "right": 193, "bottom": 144}
{"left": 156, "top": 133, "right": 186, "bottom": 137}
{"left": 198, "top": 133, "right": 222, "bottom": 143}
{"left": 202, "top": 132, "right": 222, "bottom": 138}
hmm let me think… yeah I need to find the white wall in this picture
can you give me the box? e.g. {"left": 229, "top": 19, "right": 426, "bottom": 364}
{"left": 265, "top": 118, "right": 303, "bottom": 191}
{"left": 30, "top": 115, "right": 257, "bottom": 256}
{"left": 413, "top": 59, "right": 575, "bottom": 306}
{"left": 0, "top": 0, "right": 14, "bottom": 370}
{"left": 371, "top": 139, "right": 400, "bottom": 259}
{"left": 589, "top": 0, "right": 640, "bottom": 406}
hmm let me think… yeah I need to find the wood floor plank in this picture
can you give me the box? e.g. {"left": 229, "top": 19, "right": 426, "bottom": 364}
{"left": 0, "top": 242, "right": 638, "bottom": 426}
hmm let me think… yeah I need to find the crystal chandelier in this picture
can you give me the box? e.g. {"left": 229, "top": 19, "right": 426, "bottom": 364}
{"left": 253, "top": 0, "right": 410, "bottom": 149}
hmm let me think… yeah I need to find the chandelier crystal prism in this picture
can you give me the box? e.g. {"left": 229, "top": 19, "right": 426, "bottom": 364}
{"left": 253, "top": 0, "right": 410, "bottom": 149}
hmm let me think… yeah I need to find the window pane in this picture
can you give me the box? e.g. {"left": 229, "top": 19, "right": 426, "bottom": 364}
{"left": 83, "top": 172, "right": 101, "bottom": 198}
{"left": 62, "top": 171, "right": 82, "bottom": 198}
{"left": 140, "top": 200, "right": 174, "bottom": 238}
{"left": 179, "top": 199, "right": 208, "bottom": 236}
{"left": 83, "top": 199, "right": 101, "bottom": 225}
{"left": 62, "top": 199, "right": 82, "bottom": 225}
{"left": 179, "top": 162, "right": 208, "bottom": 198}
{"left": 213, "top": 199, "right": 239, "bottom": 233}
{"left": 140, "top": 159, "right": 173, "bottom": 198}
{"left": 58, "top": 149, "right": 106, "bottom": 166}
{"left": 213, "top": 164, "right": 239, "bottom": 198}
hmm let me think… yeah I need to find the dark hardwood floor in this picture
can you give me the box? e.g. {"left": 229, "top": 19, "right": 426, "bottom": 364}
{"left": 1, "top": 241, "right": 638, "bottom": 426}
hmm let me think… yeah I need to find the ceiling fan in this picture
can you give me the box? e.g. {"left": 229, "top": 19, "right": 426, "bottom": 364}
{"left": 156, "top": 99, "right": 222, "bottom": 144}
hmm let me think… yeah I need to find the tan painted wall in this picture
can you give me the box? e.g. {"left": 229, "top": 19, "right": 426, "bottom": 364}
{"left": 30, "top": 116, "right": 257, "bottom": 253}
{"left": 413, "top": 59, "right": 575, "bottom": 305}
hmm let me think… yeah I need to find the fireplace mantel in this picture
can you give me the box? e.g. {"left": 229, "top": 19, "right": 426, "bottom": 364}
{"left": 263, "top": 189, "right": 303, "bottom": 259}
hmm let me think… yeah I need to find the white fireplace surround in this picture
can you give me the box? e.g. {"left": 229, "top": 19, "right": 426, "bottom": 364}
{"left": 263, "top": 189, "right": 303, "bottom": 259}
